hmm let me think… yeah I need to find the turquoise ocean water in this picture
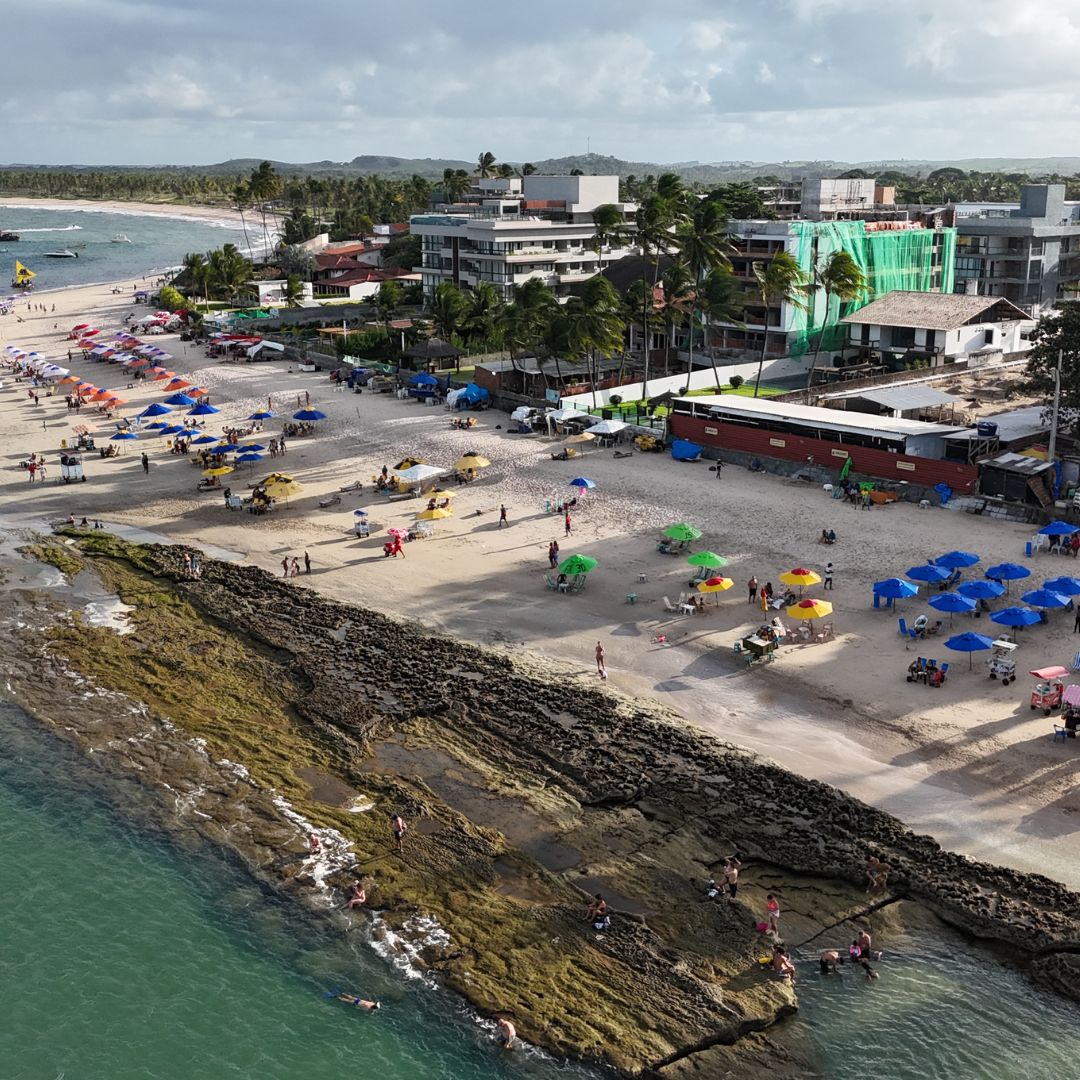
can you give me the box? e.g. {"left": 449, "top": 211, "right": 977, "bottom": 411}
{"left": 0, "top": 204, "right": 252, "bottom": 291}
{"left": 5, "top": 693, "right": 1080, "bottom": 1080}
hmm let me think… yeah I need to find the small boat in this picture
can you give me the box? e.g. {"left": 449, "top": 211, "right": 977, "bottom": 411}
{"left": 43, "top": 249, "right": 79, "bottom": 258}
{"left": 111, "top": 234, "right": 132, "bottom": 243}
{"left": 0, "top": 230, "right": 18, "bottom": 242}
{"left": 11, "top": 260, "right": 35, "bottom": 288}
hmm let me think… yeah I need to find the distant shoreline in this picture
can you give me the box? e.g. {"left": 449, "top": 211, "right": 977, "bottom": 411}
{"left": 0, "top": 196, "right": 248, "bottom": 229}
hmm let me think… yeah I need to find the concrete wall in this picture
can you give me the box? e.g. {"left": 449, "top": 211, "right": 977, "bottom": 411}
{"left": 523, "top": 175, "right": 619, "bottom": 211}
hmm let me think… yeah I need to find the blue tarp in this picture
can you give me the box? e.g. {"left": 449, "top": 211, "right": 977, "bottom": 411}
{"left": 671, "top": 439, "right": 702, "bottom": 462}
{"left": 456, "top": 383, "right": 490, "bottom": 406}
{"left": 410, "top": 372, "right": 438, "bottom": 387}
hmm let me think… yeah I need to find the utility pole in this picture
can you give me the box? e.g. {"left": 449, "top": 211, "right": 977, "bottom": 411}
{"left": 1048, "top": 348, "right": 1063, "bottom": 463}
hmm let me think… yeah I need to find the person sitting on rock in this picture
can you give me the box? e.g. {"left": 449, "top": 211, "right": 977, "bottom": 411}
{"left": 586, "top": 893, "right": 610, "bottom": 930}
{"left": 771, "top": 945, "right": 796, "bottom": 981}
{"left": 865, "top": 855, "right": 889, "bottom": 893}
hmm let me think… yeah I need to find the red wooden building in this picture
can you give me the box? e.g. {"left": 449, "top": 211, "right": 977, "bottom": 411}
{"left": 669, "top": 395, "right": 978, "bottom": 492}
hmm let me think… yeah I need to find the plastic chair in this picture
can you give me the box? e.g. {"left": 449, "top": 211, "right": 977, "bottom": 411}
{"left": 1031, "top": 534, "right": 1047, "bottom": 553}
{"left": 898, "top": 617, "right": 909, "bottom": 636}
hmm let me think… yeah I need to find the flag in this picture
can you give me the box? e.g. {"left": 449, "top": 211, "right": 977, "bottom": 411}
{"left": 838, "top": 456, "right": 851, "bottom": 481}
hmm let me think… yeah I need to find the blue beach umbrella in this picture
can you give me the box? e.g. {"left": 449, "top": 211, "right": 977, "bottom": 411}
{"left": 293, "top": 409, "right": 327, "bottom": 422}
{"left": 236, "top": 452, "right": 265, "bottom": 464}
{"left": 248, "top": 410, "right": 274, "bottom": 420}
{"left": 214, "top": 443, "right": 239, "bottom": 453}
{"left": 872, "top": 578, "right": 919, "bottom": 607}
{"left": 1043, "top": 576, "right": 1080, "bottom": 597}
{"left": 111, "top": 431, "right": 138, "bottom": 440}
{"left": 985, "top": 562, "right": 1031, "bottom": 594}
{"left": 157, "top": 425, "right": 184, "bottom": 436}
{"left": 906, "top": 564, "right": 951, "bottom": 584}
{"left": 991, "top": 606, "right": 1042, "bottom": 629}
{"left": 143, "top": 421, "right": 166, "bottom": 430}
{"left": 1039, "top": 521, "right": 1079, "bottom": 536}
{"left": 944, "top": 630, "right": 995, "bottom": 669}
{"left": 188, "top": 403, "right": 220, "bottom": 416}
{"left": 934, "top": 550, "right": 980, "bottom": 569}
{"left": 176, "top": 428, "right": 201, "bottom": 439}
{"left": 238, "top": 443, "right": 266, "bottom": 452}
{"left": 569, "top": 477, "right": 596, "bottom": 490}
{"left": 192, "top": 434, "right": 219, "bottom": 445}
{"left": 928, "top": 591, "right": 976, "bottom": 625}
{"left": 957, "top": 579, "right": 1006, "bottom": 601}
{"left": 164, "top": 392, "right": 197, "bottom": 407}
{"left": 1021, "top": 588, "right": 1070, "bottom": 610}
{"left": 140, "top": 402, "right": 172, "bottom": 418}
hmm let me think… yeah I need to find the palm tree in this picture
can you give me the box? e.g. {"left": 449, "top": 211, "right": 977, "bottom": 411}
{"left": 634, "top": 191, "right": 684, "bottom": 396}
{"left": 282, "top": 273, "right": 304, "bottom": 309}
{"left": 496, "top": 163, "right": 515, "bottom": 180}
{"left": 429, "top": 281, "right": 466, "bottom": 342}
{"left": 565, "top": 276, "right": 625, "bottom": 409}
{"left": 751, "top": 251, "right": 810, "bottom": 397}
{"left": 376, "top": 280, "right": 403, "bottom": 337}
{"left": 805, "top": 250, "right": 867, "bottom": 400}
{"left": 676, "top": 199, "right": 734, "bottom": 381}
{"left": 232, "top": 182, "right": 254, "bottom": 258}
{"left": 207, "top": 243, "right": 252, "bottom": 304}
{"left": 442, "top": 168, "right": 470, "bottom": 203}
{"left": 699, "top": 267, "right": 745, "bottom": 391}
{"left": 591, "top": 203, "right": 627, "bottom": 276}
{"left": 463, "top": 282, "right": 501, "bottom": 347}
{"left": 182, "top": 252, "right": 210, "bottom": 304}
{"left": 247, "top": 161, "right": 282, "bottom": 257}
{"left": 498, "top": 278, "right": 558, "bottom": 371}
{"left": 476, "top": 151, "right": 497, "bottom": 179}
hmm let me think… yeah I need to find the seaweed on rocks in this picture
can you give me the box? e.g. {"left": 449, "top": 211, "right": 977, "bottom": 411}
{"left": 10, "top": 533, "right": 1080, "bottom": 1077}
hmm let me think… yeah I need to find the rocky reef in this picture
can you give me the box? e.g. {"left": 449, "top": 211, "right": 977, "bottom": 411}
{"left": 7, "top": 532, "right": 1080, "bottom": 1078}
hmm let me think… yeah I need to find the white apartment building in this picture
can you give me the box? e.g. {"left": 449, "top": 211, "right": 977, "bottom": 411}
{"left": 411, "top": 175, "right": 637, "bottom": 302}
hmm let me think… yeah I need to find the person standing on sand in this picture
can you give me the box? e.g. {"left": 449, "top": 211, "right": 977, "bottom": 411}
{"left": 1073, "top": 605, "right": 1080, "bottom": 634}
{"left": 747, "top": 576, "right": 758, "bottom": 604}
{"left": 391, "top": 814, "right": 407, "bottom": 851}
{"left": 281, "top": 557, "right": 290, "bottom": 578}
{"left": 823, "top": 562, "right": 834, "bottom": 590}
{"left": 290, "top": 557, "right": 300, "bottom": 578}
{"left": 548, "top": 541, "right": 559, "bottom": 569}
{"left": 141, "top": 452, "right": 149, "bottom": 475}
{"left": 304, "top": 551, "right": 311, "bottom": 574}
{"left": 595, "top": 641, "right": 607, "bottom": 679}
{"left": 564, "top": 512, "right": 572, "bottom": 536}
{"left": 498, "top": 504, "right": 508, "bottom": 528}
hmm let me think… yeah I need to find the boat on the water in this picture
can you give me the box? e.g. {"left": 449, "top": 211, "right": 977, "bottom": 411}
{"left": 0, "top": 230, "right": 18, "bottom": 242}
{"left": 110, "top": 234, "right": 131, "bottom": 243}
{"left": 11, "top": 260, "right": 35, "bottom": 288}
{"left": 43, "top": 249, "right": 78, "bottom": 258}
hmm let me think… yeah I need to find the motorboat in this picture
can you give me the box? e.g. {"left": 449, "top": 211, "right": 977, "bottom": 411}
{"left": 111, "top": 234, "right": 132, "bottom": 243}
{"left": 0, "top": 230, "right": 18, "bottom": 242}
{"left": 43, "top": 249, "right": 78, "bottom": 258}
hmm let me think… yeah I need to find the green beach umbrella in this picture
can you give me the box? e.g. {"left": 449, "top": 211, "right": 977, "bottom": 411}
{"left": 686, "top": 551, "right": 726, "bottom": 569}
{"left": 558, "top": 554, "right": 598, "bottom": 575}
{"left": 664, "top": 523, "right": 702, "bottom": 543}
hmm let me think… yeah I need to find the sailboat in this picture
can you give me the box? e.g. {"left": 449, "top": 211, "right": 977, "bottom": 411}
{"left": 11, "top": 260, "right": 35, "bottom": 289}
{"left": 111, "top": 234, "right": 132, "bottom": 243}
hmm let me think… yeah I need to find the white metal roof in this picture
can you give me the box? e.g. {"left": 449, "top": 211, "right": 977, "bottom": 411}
{"left": 833, "top": 386, "right": 958, "bottom": 411}
{"left": 678, "top": 395, "right": 967, "bottom": 440}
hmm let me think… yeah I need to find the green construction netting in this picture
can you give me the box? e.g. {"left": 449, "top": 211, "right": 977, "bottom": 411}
{"left": 787, "top": 222, "right": 957, "bottom": 356}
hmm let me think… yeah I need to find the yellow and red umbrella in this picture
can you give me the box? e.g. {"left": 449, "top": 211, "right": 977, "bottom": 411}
{"left": 697, "top": 575, "right": 734, "bottom": 604}
{"left": 786, "top": 598, "right": 833, "bottom": 620}
{"left": 779, "top": 567, "right": 822, "bottom": 588}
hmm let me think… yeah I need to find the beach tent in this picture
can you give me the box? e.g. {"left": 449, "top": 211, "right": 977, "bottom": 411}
{"left": 670, "top": 438, "right": 702, "bottom": 462}
{"left": 585, "top": 419, "right": 628, "bottom": 436}
{"left": 245, "top": 341, "right": 285, "bottom": 359}
{"left": 453, "top": 383, "right": 490, "bottom": 407}
{"left": 392, "top": 464, "right": 449, "bottom": 486}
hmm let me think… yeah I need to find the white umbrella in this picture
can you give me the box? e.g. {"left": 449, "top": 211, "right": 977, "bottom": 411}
{"left": 585, "top": 419, "right": 629, "bottom": 435}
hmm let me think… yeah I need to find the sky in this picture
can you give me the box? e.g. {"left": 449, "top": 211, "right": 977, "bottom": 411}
{"left": 6, "top": 0, "right": 1080, "bottom": 167}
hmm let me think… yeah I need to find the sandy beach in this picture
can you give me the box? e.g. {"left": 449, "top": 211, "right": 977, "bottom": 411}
{"left": 0, "top": 196, "right": 247, "bottom": 227}
{"left": 3, "top": 277, "right": 1079, "bottom": 892}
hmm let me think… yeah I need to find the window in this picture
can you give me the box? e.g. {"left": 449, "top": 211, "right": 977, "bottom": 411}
{"left": 890, "top": 326, "right": 916, "bottom": 348}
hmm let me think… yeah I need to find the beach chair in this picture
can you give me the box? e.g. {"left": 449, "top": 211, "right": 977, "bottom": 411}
{"left": 814, "top": 623, "right": 834, "bottom": 643}
{"left": 225, "top": 495, "right": 242, "bottom": 511}
{"left": 898, "top": 617, "right": 910, "bottom": 637}
{"left": 663, "top": 595, "right": 682, "bottom": 613}
{"left": 1031, "top": 534, "right": 1047, "bottom": 553}
{"left": 545, "top": 574, "right": 559, "bottom": 591}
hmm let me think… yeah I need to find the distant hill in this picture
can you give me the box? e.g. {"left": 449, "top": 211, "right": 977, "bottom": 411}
{"left": 5, "top": 154, "right": 1080, "bottom": 182}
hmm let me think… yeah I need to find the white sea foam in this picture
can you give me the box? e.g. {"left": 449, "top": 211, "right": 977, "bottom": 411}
{"left": 366, "top": 912, "right": 452, "bottom": 984}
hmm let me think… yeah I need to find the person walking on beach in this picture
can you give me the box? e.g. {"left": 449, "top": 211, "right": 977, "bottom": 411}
{"left": 747, "top": 576, "right": 758, "bottom": 604}
{"left": 595, "top": 641, "right": 607, "bottom": 679}
{"left": 290, "top": 557, "right": 300, "bottom": 578}
{"left": 141, "top": 452, "right": 149, "bottom": 475}
{"left": 281, "top": 557, "right": 290, "bottom": 578}
{"left": 26, "top": 459, "right": 36, "bottom": 483}
{"left": 548, "top": 540, "right": 559, "bottom": 569}
{"left": 304, "top": 551, "right": 311, "bottom": 574}
{"left": 391, "top": 814, "right": 407, "bottom": 851}
{"left": 1073, "top": 605, "right": 1080, "bottom": 634}
{"left": 564, "top": 512, "right": 572, "bottom": 536}
{"left": 823, "top": 562, "right": 834, "bottom": 590}
{"left": 498, "top": 504, "right": 508, "bottom": 528}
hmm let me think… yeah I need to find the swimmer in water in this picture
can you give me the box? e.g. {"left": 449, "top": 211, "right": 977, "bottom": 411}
{"left": 336, "top": 993, "right": 381, "bottom": 1010}
{"left": 859, "top": 958, "right": 879, "bottom": 982}
{"left": 819, "top": 949, "right": 843, "bottom": 974}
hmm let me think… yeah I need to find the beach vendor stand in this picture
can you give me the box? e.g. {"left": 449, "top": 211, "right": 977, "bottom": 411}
{"left": 1029, "top": 667, "right": 1068, "bottom": 716}
{"left": 59, "top": 452, "right": 85, "bottom": 483}
{"left": 985, "top": 639, "right": 1019, "bottom": 683}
